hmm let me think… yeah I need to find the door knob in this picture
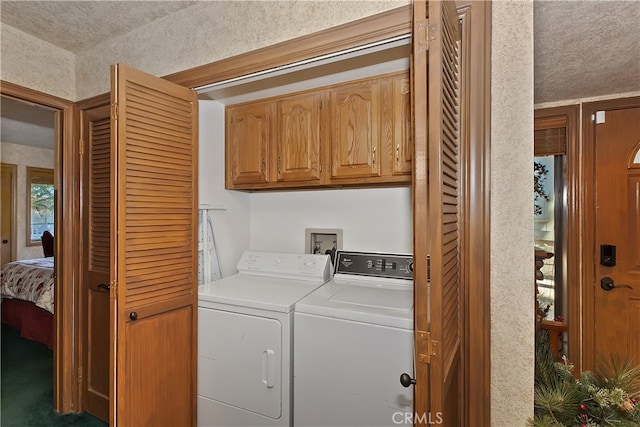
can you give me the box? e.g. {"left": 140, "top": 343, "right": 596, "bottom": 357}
{"left": 2, "top": 239, "right": 7, "bottom": 244}
{"left": 400, "top": 373, "right": 416, "bottom": 387}
{"left": 601, "top": 277, "right": 633, "bottom": 291}
{"left": 129, "top": 312, "right": 138, "bottom": 320}
{"left": 97, "top": 283, "right": 110, "bottom": 291}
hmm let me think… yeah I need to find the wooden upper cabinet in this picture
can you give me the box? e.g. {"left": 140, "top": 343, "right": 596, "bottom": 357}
{"left": 391, "top": 74, "right": 412, "bottom": 175}
{"left": 224, "top": 71, "right": 411, "bottom": 190}
{"left": 226, "top": 101, "right": 272, "bottom": 186}
{"left": 276, "top": 92, "right": 322, "bottom": 183}
{"left": 327, "top": 79, "right": 381, "bottom": 179}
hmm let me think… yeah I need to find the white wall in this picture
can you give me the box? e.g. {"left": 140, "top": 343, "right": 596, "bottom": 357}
{"left": 0, "top": 142, "right": 55, "bottom": 260}
{"left": 249, "top": 188, "right": 412, "bottom": 255}
{"left": 198, "top": 100, "right": 250, "bottom": 278}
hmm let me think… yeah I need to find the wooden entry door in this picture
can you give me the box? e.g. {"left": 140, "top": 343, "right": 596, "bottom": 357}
{"left": 110, "top": 64, "right": 198, "bottom": 426}
{"left": 81, "top": 104, "right": 112, "bottom": 422}
{"left": 588, "top": 100, "right": 640, "bottom": 368}
{"left": 412, "top": 0, "right": 462, "bottom": 425}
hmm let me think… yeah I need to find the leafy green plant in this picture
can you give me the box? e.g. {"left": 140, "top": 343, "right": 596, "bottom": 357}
{"left": 531, "top": 330, "right": 640, "bottom": 426}
{"left": 534, "top": 161, "right": 550, "bottom": 216}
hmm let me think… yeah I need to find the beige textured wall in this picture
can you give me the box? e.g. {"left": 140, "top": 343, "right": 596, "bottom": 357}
{"left": 75, "top": 0, "right": 407, "bottom": 100}
{"left": 0, "top": 24, "right": 75, "bottom": 100}
{"left": 491, "top": 1, "right": 535, "bottom": 425}
{"left": 0, "top": 142, "right": 55, "bottom": 260}
{"left": 1, "top": 1, "right": 537, "bottom": 422}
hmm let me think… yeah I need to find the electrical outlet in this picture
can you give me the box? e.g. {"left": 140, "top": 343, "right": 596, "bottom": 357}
{"left": 305, "top": 228, "right": 343, "bottom": 260}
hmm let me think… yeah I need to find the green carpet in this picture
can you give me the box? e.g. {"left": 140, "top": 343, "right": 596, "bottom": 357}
{"left": 1, "top": 324, "right": 108, "bottom": 427}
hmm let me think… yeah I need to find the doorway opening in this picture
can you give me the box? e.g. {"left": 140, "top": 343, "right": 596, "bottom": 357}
{"left": 1, "top": 82, "right": 76, "bottom": 414}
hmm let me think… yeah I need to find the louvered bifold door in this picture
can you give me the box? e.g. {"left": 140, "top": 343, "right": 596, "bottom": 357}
{"left": 82, "top": 104, "right": 111, "bottom": 422}
{"left": 412, "top": 1, "right": 462, "bottom": 426}
{"left": 110, "top": 64, "right": 198, "bottom": 427}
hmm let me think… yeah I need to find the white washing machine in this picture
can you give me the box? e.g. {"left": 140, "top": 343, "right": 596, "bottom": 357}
{"left": 197, "top": 250, "right": 332, "bottom": 427}
{"left": 293, "top": 251, "right": 414, "bottom": 427}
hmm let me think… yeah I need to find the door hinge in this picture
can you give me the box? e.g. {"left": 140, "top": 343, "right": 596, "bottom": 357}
{"left": 78, "top": 139, "right": 84, "bottom": 156}
{"left": 111, "top": 103, "right": 118, "bottom": 121}
{"left": 78, "top": 367, "right": 82, "bottom": 383}
{"left": 416, "top": 19, "right": 430, "bottom": 52}
{"left": 110, "top": 280, "right": 118, "bottom": 294}
{"left": 592, "top": 110, "right": 605, "bottom": 124}
{"left": 417, "top": 331, "right": 437, "bottom": 364}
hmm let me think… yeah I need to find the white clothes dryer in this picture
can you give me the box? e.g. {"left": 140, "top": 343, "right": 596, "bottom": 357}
{"left": 293, "top": 251, "right": 414, "bottom": 427}
{"left": 197, "top": 251, "right": 332, "bottom": 427}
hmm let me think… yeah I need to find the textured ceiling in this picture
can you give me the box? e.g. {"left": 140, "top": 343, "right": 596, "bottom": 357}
{"left": 0, "top": 1, "right": 198, "bottom": 53}
{"left": 534, "top": 0, "right": 640, "bottom": 104}
{"left": 1, "top": 0, "right": 639, "bottom": 148}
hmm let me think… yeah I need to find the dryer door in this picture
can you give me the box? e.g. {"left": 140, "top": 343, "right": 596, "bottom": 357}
{"left": 199, "top": 308, "right": 282, "bottom": 419}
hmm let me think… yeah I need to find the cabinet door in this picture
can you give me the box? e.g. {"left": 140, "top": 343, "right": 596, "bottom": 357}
{"left": 328, "top": 79, "right": 382, "bottom": 179}
{"left": 392, "top": 74, "right": 412, "bottom": 175}
{"left": 226, "top": 102, "right": 272, "bottom": 186}
{"left": 276, "top": 92, "right": 322, "bottom": 183}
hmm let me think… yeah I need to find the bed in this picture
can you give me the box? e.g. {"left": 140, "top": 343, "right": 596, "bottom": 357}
{"left": 1, "top": 258, "right": 55, "bottom": 349}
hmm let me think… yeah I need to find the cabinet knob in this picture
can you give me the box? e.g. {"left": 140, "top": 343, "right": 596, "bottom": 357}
{"left": 129, "top": 312, "right": 138, "bottom": 321}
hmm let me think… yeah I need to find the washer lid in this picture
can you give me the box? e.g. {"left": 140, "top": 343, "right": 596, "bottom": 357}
{"left": 294, "top": 279, "right": 413, "bottom": 329}
{"left": 198, "top": 274, "right": 327, "bottom": 313}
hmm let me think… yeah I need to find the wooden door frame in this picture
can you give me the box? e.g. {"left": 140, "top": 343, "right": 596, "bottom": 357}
{"left": 0, "top": 81, "right": 78, "bottom": 413}
{"left": 1, "top": 162, "right": 18, "bottom": 263}
{"left": 455, "top": 3, "right": 492, "bottom": 424}
{"left": 581, "top": 96, "right": 640, "bottom": 372}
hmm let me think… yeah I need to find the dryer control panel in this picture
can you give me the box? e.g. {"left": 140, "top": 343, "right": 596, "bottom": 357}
{"left": 334, "top": 251, "right": 413, "bottom": 280}
{"left": 236, "top": 251, "right": 332, "bottom": 283}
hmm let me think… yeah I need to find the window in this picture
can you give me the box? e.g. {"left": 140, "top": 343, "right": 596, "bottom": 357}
{"left": 534, "top": 114, "right": 570, "bottom": 322}
{"left": 27, "top": 167, "right": 54, "bottom": 245}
